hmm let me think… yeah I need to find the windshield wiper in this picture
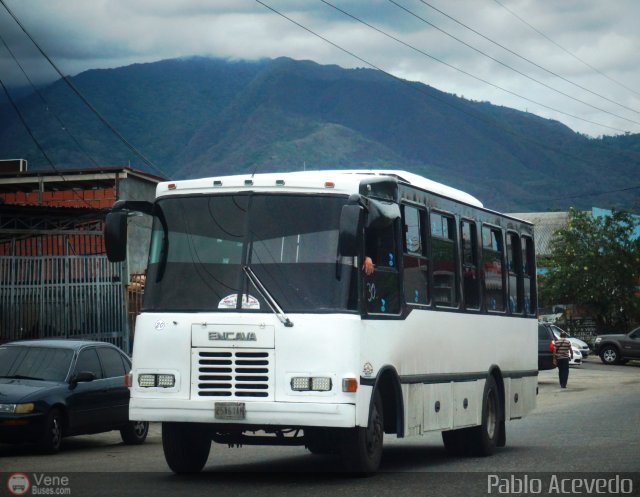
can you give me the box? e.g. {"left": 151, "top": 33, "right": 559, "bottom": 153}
{"left": 242, "top": 265, "right": 294, "bottom": 328}
{"left": 2, "top": 374, "right": 44, "bottom": 380}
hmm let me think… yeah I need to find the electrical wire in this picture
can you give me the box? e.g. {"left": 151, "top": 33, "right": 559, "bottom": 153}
{"left": 385, "top": 0, "right": 640, "bottom": 128}
{"left": 317, "top": 0, "right": 628, "bottom": 133}
{"left": 415, "top": 0, "right": 640, "bottom": 116}
{"left": 0, "top": 32, "right": 99, "bottom": 167}
{"left": 256, "top": 0, "right": 639, "bottom": 205}
{"left": 492, "top": 0, "right": 640, "bottom": 99}
{"left": 0, "top": 0, "right": 170, "bottom": 179}
{"left": 0, "top": 75, "right": 95, "bottom": 209}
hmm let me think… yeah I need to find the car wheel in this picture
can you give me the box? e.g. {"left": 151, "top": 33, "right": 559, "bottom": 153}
{"left": 339, "top": 390, "right": 384, "bottom": 474}
{"left": 38, "top": 408, "right": 63, "bottom": 454}
{"left": 162, "top": 422, "right": 211, "bottom": 474}
{"left": 600, "top": 346, "right": 620, "bottom": 365}
{"left": 120, "top": 421, "right": 149, "bottom": 445}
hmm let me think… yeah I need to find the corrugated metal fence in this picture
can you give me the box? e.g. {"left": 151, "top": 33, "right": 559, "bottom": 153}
{"left": 0, "top": 255, "right": 129, "bottom": 353}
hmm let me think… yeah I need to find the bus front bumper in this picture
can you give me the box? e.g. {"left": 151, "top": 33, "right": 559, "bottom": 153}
{"left": 130, "top": 398, "right": 356, "bottom": 428}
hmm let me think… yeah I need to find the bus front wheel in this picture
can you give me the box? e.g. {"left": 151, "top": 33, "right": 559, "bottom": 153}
{"left": 162, "top": 422, "right": 211, "bottom": 474}
{"left": 340, "top": 390, "right": 384, "bottom": 474}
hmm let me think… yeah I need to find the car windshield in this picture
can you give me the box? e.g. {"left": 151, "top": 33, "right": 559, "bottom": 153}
{"left": 0, "top": 346, "right": 73, "bottom": 382}
{"left": 143, "top": 193, "right": 358, "bottom": 313}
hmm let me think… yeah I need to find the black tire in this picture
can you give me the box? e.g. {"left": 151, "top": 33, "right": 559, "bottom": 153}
{"left": 442, "top": 376, "right": 501, "bottom": 457}
{"left": 468, "top": 375, "right": 501, "bottom": 456}
{"left": 162, "top": 422, "right": 211, "bottom": 474}
{"left": 305, "top": 428, "right": 339, "bottom": 455}
{"left": 442, "top": 428, "right": 468, "bottom": 456}
{"left": 120, "top": 421, "right": 149, "bottom": 445}
{"left": 340, "top": 390, "right": 384, "bottom": 474}
{"left": 600, "top": 346, "right": 620, "bottom": 365}
{"left": 38, "top": 408, "right": 63, "bottom": 454}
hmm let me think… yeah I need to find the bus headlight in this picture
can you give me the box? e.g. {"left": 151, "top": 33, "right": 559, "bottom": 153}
{"left": 290, "top": 377, "right": 332, "bottom": 392}
{"left": 138, "top": 373, "right": 176, "bottom": 388}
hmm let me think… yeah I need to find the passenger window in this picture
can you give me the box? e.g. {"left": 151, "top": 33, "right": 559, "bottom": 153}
{"left": 482, "top": 226, "right": 505, "bottom": 312}
{"left": 97, "top": 347, "right": 127, "bottom": 378}
{"left": 402, "top": 205, "right": 429, "bottom": 306}
{"left": 522, "top": 236, "right": 536, "bottom": 315}
{"left": 431, "top": 212, "right": 458, "bottom": 308}
{"left": 461, "top": 220, "right": 480, "bottom": 310}
{"left": 75, "top": 348, "right": 103, "bottom": 379}
{"left": 507, "top": 232, "right": 523, "bottom": 314}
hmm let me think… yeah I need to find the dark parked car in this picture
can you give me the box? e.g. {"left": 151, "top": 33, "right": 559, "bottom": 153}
{"left": 0, "top": 340, "right": 148, "bottom": 453}
{"left": 538, "top": 323, "right": 557, "bottom": 370}
{"left": 594, "top": 327, "right": 640, "bottom": 365}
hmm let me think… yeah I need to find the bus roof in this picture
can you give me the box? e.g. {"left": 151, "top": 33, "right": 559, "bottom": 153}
{"left": 156, "top": 169, "right": 483, "bottom": 208}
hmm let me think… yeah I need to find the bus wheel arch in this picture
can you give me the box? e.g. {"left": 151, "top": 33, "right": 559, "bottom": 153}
{"left": 370, "top": 366, "right": 404, "bottom": 437}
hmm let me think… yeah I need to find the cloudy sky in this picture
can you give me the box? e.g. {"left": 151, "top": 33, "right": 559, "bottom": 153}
{"left": 1, "top": 0, "right": 639, "bottom": 137}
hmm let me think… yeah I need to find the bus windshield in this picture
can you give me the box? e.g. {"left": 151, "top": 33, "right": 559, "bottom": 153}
{"left": 143, "top": 193, "right": 358, "bottom": 313}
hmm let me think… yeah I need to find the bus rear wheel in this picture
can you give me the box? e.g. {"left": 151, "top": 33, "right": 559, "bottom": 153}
{"left": 467, "top": 375, "right": 500, "bottom": 456}
{"left": 162, "top": 422, "right": 211, "bottom": 474}
{"left": 340, "top": 390, "right": 384, "bottom": 474}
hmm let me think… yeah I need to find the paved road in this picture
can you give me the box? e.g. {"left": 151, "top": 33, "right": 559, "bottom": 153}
{"left": 1, "top": 357, "right": 638, "bottom": 496}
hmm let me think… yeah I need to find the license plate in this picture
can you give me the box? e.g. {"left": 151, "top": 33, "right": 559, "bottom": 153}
{"left": 215, "top": 402, "right": 246, "bottom": 420}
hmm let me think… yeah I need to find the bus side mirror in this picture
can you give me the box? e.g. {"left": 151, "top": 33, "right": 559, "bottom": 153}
{"left": 104, "top": 211, "right": 128, "bottom": 262}
{"left": 339, "top": 204, "right": 364, "bottom": 257}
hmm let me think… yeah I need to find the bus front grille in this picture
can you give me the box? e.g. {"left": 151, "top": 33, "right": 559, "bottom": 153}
{"left": 193, "top": 349, "right": 273, "bottom": 399}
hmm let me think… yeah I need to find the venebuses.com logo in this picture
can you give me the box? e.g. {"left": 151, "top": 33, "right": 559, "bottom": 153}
{"left": 6, "top": 473, "right": 30, "bottom": 496}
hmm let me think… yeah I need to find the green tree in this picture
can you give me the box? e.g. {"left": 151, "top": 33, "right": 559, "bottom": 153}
{"left": 539, "top": 208, "right": 640, "bottom": 331}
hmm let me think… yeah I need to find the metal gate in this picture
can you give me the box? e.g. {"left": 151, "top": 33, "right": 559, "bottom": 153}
{"left": 0, "top": 255, "right": 129, "bottom": 353}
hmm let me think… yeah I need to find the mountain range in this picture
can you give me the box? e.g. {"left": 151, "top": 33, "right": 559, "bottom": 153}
{"left": 1, "top": 56, "right": 638, "bottom": 212}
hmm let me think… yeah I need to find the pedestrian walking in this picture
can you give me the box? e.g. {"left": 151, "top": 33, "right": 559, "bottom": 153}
{"left": 553, "top": 331, "right": 573, "bottom": 388}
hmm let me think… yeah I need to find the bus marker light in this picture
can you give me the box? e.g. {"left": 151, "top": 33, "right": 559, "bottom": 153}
{"left": 276, "top": 179, "right": 285, "bottom": 186}
{"left": 167, "top": 183, "right": 177, "bottom": 190}
{"left": 213, "top": 180, "right": 223, "bottom": 187}
{"left": 244, "top": 179, "right": 253, "bottom": 186}
{"left": 324, "top": 182, "right": 335, "bottom": 188}
{"left": 342, "top": 378, "right": 358, "bottom": 393}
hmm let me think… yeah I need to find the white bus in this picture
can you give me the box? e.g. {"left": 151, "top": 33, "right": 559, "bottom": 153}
{"left": 105, "top": 170, "right": 538, "bottom": 474}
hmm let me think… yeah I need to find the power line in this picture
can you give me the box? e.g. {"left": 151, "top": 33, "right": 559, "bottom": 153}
{"left": 0, "top": 32, "right": 99, "bottom": 167}
{"left": 0, "top": 0, "right": 169, "bottom": 179}
{"left": 492, "top": 0, "right": 640, "bottom": 99}
{"left": 386, "top": 0, "right": 640, "bottom": 129}
{"left": 318, "top": 0, "right": 627, "bottom": 133}
{"left": 0, "top": 75, "right": 95, "bottom": 209}
{"left": 415, "top": 0, "right": 640, "bottom": 116}
{"left": 256, "top": 0, "right": 640, "bottom": 205}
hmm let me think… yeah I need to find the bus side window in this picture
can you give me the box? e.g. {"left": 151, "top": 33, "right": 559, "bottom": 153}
{"left": 431, "top": 212, "right": 459, "bottom": 308}
{"left": 522, "top": 235, "right": 536, "bottom": 315}
{"left": 461, "top": 220, "right": 480, "bottom": 310}
{"left": 507, "top": 232, "right": 523, "bottom": 314}
{"left": 364, "top": 221, "right": 401, "bottom": 314}
{"left": 402, "top": 205, "right": 429, "bottom": 306}
{"left": 482, "top": 226, "right": 505, "bottom": 312}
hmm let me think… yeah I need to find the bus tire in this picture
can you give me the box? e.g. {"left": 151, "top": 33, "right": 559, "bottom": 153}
{"left": 340, "top": 390, "right": 384, "bottom": 474}
{"left": 162, "top": 422, "right": 211, "bottom": 474}
{"left": 305, "top": 428, "right": 339, "bottom": 455}
{"left": 441, "top": 428, "right": 468, "bottom": 456}
{"left": 467, "top": 375, "right": 500, "bottom": 456}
